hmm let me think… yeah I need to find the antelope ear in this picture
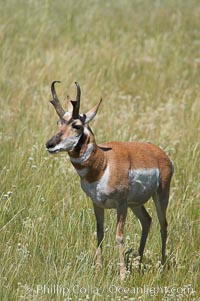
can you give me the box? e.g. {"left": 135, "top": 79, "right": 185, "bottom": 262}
{"left": 84, "top": 99, "right": 102, "bottom": 124}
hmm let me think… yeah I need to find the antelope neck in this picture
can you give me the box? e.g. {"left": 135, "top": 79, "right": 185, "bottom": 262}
{"left": 69, "top": 142, "right": 95, "bottom": 164}
{"left": 69, "top": 140, "right": 108, "bottom": 182}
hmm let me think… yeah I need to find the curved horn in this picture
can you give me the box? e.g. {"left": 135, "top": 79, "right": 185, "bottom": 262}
{"left": 75, "top": 81, "right": 81, "bottom": 104}
{"left": 71, "top": 81, "right": 81, "bottom": 119}
{"left": 50, "top": 81, "right": 65, "bottom": 118}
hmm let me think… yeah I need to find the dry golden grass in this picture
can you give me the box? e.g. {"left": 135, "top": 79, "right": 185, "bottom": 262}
{"left": 0, "top": 1, "right": 200, "bottom": 300}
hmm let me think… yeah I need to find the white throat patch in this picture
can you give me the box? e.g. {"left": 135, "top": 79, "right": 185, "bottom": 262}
{"left": 70, "top": 143, "right": 94, "bottom": 164}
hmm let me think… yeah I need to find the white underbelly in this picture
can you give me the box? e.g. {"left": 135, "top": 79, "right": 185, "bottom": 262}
{"left": 81, "top": 167, "right": 160, "bottom": 208}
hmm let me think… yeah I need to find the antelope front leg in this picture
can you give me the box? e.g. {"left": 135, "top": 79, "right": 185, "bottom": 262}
{"left": 93, "top": 204, "right": 104, "bottom": 271}
{"left": 116, "top": 202, "right": 127, "bottom": 281}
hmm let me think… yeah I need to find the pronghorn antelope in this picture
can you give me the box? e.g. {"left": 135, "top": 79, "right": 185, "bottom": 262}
{"left": 46, "top": 81, "right": 174, "bottom": 280}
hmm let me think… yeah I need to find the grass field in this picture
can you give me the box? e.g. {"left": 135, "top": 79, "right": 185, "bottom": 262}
{"left": 0, "top": 0, "right": 200, "bottom": 300}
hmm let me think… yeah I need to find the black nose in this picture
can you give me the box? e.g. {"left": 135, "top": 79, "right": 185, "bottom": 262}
{"left": 46, "top": 132, "right": 62, "bottom": 149}
{"left": 46, "top": 137, "right": 56, "bottom": 149}
{"left": 46, "top": 139, "right": 55, "bottom": 149}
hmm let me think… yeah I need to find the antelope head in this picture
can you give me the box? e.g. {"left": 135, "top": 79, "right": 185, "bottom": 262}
{"left": 46, "top": 81, "right": 102, "bottom": 154}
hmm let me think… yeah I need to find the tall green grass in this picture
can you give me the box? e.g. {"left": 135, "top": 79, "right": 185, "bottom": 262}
{"left": 0, "top": 0, "right": 199, "bottom": 300}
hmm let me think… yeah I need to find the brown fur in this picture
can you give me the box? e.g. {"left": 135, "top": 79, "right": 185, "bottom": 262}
{"left": 46, "top": 83, "right": 174, "bottom": 280}
{"left": 70, "top": 140, "right": 173, "bottom": 191}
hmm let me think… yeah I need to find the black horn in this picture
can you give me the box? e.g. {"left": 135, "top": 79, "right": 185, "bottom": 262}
{"left": 50, "top": 81, "right": 65, "bottom": 118}
{"left": 71, "top": 81, "right": 81, "bottom": 119}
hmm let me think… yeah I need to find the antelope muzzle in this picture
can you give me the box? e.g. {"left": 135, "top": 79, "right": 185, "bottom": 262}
{"left": 46, "top": 132, "right": 63, "bottom": 153}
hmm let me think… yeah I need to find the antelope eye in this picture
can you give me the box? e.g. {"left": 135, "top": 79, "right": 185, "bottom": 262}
{"left": 72, "top": 122, "right": 82, "bottom": 130}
